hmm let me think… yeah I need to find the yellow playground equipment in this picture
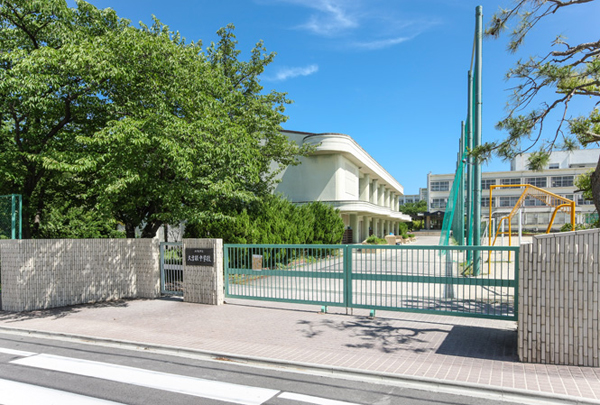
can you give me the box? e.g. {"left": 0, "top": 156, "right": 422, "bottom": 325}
{"left": 488, "top": 184, "right": 576, "bottom": 248}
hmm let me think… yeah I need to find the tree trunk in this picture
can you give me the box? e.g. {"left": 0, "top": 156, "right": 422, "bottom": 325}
{"left": 125, "top": 223, "right": 136, "bottom": 238}
{"left": 21, "top": 167, "right": 43, "bottom": 239}
{"left": 141, "top": 221, "right": 162, "bottom": 238}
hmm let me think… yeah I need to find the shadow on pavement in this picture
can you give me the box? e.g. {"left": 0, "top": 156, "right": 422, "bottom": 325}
{"left": 0, "top": 299, "right": 129, "bottom": 323}
{"left": 436, "top": 325, "right": 518, "bottom": 361}
{"left": 298, "top": 317, "right": 449, "bottom": 354}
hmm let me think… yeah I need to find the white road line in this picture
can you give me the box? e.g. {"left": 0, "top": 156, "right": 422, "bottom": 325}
{"left": 12, "top": 354, "right": 279, "bottom": 405}
{"left": 0, "top": 347, "right": 36, "bottom": 357}
{"left": 278, "top": 392, "right": 362, "bottom": 405}
{"left": 0, "top": 378, "right": 125, "bottom": 405}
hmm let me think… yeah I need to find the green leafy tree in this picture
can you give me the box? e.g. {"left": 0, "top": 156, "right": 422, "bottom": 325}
{"left": 184, "top": 196, "right": 344, "bottom": 245}
{"left": 0, "top": 0, "right": 307, "bottom": 238}
{"left": 0, "top": 0, "right": 125, "bottom": 237}
{"left": 398, "top": 200, "right": 427, "bottom": 217}
{"left": 305, "top": 201, "right": 344, "bottom": 245}
{"left": 474, "top": 0, "right": 600, "bottom": 216}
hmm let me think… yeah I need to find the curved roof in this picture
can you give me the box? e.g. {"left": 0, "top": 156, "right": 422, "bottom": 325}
{"left": 299, "top": 132, "right": 404, "bottom": 195}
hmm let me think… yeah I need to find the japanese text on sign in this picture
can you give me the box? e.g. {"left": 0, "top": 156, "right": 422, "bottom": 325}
{"left": 185, "top": 248, "right": 214, "bottom": 266}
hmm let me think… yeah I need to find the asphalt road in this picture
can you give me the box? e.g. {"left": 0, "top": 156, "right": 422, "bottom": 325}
{"left": 0, "top": 331, "right": 526, "bottom": 405}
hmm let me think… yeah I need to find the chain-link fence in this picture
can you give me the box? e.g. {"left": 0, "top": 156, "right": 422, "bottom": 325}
{"left": 0, "top": 194, "right": 22, "bottom": 240}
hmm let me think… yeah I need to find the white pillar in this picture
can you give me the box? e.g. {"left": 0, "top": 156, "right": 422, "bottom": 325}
{"left": 359, "top": 173, "right": 370, "bottom": 202}
{"left": 361, "top": 216, "right": 369, "bottom": 242}
{"left": 371, "top": 179, "right": 378, "bottom": 205}
{"left": 378, "top": 185, "right": 385, "bottom": 206}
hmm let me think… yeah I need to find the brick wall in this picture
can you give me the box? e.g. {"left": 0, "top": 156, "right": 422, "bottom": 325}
{"left": 519, "top": 228, "right": 600, "bottom": 366}
{"left": 0, "top": 239, "right": 160, "bottom": 312}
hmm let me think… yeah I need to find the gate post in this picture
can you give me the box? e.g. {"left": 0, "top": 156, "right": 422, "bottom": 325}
{"left": 344, "top": 245, "right": 352, "bottom": 309}
{"left": 182, "top": 238, "right": 224, "bottom": 305}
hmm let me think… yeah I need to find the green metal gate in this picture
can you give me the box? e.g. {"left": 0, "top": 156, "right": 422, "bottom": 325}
{"left": 160, "top": 242, "right": 183, "bottom": 296}
{"left": 224, "top": 244, "right": 519, "bottom": 321}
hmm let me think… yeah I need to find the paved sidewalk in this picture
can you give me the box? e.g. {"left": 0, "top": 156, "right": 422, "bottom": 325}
{"left": 0, "top": 298, "right": 599, "bottom": 403}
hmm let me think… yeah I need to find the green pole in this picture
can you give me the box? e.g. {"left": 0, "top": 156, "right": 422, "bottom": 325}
{"left": 467, "top": 71, "right": 473, "bottom": 246}
{"left": 473, "top": 5, "right": 483, "bottom": 275}
{"left": 11, "top": 194, "right": 16, "bottom": 239}
{"left": 459, "top": 122, "right": 465, "bottom": 245}
{"left": 18, "top": 194, "right": 22, "bottom": 239}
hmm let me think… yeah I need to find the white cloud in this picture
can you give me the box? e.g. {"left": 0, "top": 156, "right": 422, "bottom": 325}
{"left": 268, "top": 64, "right": 319, "bottom": 81}
{"left": 301, "top": 0, "right": 358, "bottom": 35}
{"left": 260, "top": 0, "right": 438, "bottom": 49}
{"left": 277, "top": 0, "right": 359, "bottom": 36}
{"left": 353, "top": 36, "right": 413, "bottom": 50}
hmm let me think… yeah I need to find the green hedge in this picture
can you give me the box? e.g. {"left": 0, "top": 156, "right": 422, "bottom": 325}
{"left": 184, "top": 195, "right": 344, "bottom": 245}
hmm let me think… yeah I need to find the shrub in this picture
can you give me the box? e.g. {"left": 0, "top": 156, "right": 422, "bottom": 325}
{"left": 184, "top": 195, "right": 344, "bottom": 245}
{"left": 559, "top": 222, "right": 594, "bottom": 232}
{"left": 365, "top": 235, "right": 387, "bottom": 244}
{"left": 398, "top": 222, "right": 409, "bottom": 237}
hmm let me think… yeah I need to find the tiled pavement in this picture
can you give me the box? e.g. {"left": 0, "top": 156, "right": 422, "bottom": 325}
{"left": 1, "top": 297, "right": 599, "bottom": 402}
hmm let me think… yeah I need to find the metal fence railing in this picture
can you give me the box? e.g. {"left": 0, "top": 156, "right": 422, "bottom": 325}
{"left": 225, "top": 245, "right": 346, "bottom": 307}
{"left": 225, "top": 244, "right": 519, "bottom": 320}
{"left": 160, "top": 242, "right": 183, "bottom": 296}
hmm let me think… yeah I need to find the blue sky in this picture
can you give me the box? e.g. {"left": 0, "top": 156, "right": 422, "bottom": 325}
{"left": 69, "top": 0, "right": 599, "bottom": 195}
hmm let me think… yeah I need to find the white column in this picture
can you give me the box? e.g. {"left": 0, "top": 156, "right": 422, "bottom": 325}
{"left": 361, "top": 216, "right": 369, "bottom": 242}
{"left": 378, "top": 185, "right": 384, "bottom": 206}
{"left": 390, "top": 192, "right": 395, "bottom": 210}
{"left": 359, "top": 173, "right": 370, "bottom": 202}
{"left": 371, "top": 179, "right": 378, "bottom": 205}
{"left": 374, "top": 218, "right": 379, "bottom": 237}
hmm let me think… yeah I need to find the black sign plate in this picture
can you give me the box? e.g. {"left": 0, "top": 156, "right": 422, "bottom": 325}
{"left": 185, "top": 248, "right": 214, "bottom": 266}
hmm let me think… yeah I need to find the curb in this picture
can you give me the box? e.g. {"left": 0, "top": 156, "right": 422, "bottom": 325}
{"left": 0, "top": 325, "right": 597, "bottom": 405}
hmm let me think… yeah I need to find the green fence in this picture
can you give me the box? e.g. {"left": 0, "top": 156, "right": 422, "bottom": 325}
{"left": 224, "top": 244, "right": 519, "bottom": 320}
{"left": 0, "top": 194, "right": 22, "bottom": 240}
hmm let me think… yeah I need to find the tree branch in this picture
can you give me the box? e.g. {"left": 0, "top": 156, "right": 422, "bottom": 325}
{"left": 2, "top": 3, "right": 40, "bottom": 49}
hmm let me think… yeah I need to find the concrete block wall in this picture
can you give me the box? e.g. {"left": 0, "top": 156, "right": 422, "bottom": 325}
{"left": 519, "top": 228, "right": 600, "bottom": 366}
{"left": 0, "top": 239, "right": 160, "bottom": 312}
{"left": 182, "top": 239, "right": 224, "bottom": 305}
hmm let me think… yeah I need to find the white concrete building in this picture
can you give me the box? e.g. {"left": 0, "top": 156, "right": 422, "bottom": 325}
{"left": 274, "top": 130, "right": 412, "bottom": 243}
{"left": 399, "top": 188, "right": 427, "bottom": 205}
{"left": 427, "top": 149, "right": 599, "bottom": 231}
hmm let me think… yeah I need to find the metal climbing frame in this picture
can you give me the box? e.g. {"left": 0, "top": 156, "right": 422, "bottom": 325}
{"left": 488, "top": 184, "right": 576, "bottom": 248}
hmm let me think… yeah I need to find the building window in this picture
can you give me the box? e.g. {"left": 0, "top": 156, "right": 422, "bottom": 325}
{"left": 481, "top": 179, "right": 496, "bottom": 190}
{"left": 500, "top": 178, "right": 521, "bottom": 189}
{"left": 431, "top": 198, "right": 447, "bottom": 209}
{"left": 551, "top": 176, "right": 574, "bottom": 188}
{"left": 431, "top": 181, "right": 450, "bottom": 191}
{"left": 481, "top": 197, "right": 494, "bottom": 208}
{"left": 499, "top": 196, "right": 519, "bottom": 207}
{"left": 524, "top": 196, "right": 545, "bottom": 206}
{"left": 549, "top": 163, "right": 559, "bottom": 169}
{"left": 525, "top": 177, "right": 547, "bottom": 188}
{"left": 576, "top": 194, "right": 594, "bottom": 205}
